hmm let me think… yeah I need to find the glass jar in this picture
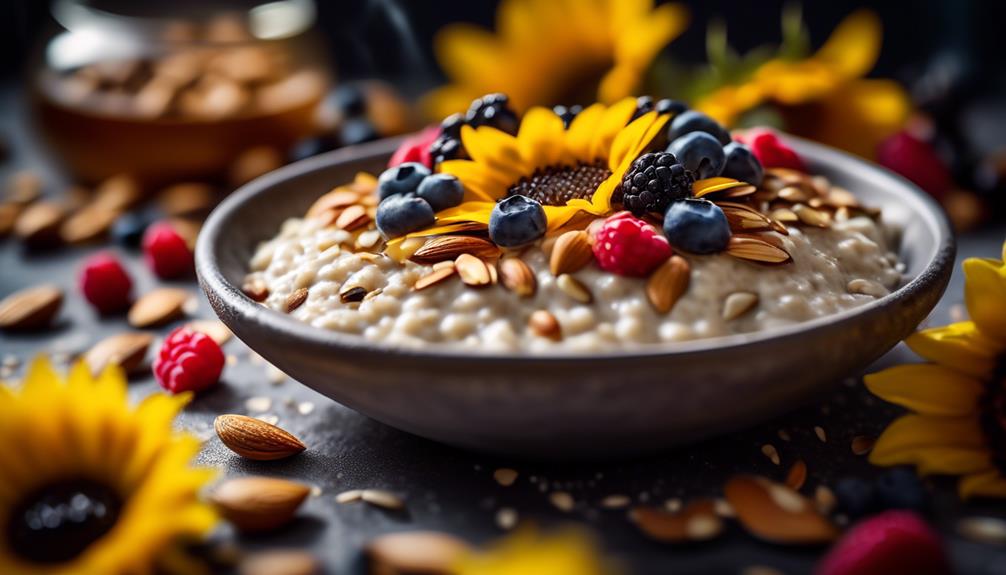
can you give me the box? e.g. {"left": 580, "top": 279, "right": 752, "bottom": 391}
{"left": 31, "top": 0, "right": 332, "bottom": 185}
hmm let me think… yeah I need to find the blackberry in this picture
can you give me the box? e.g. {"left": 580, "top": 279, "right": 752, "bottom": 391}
{"left": 466, "top": 93, "right": 519, "bottom": 135}
{"left": 428, "top": 113, "right": 468, "bottom": 166}
{"left": 553, "top": 104, "right": 583, "bottom": 128}
{"left": 619, "top": 152, "right": 692, "bottom": 215}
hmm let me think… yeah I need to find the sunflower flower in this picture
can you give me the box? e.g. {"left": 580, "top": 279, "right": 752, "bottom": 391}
{"left": 0, "top": 358, "right": 216, "bottom": 575}
{"left": 865, "top": 241, "right": 1006, "bottom": 499}
{"left": 400, "top": 98, "right": 668, "bottom": 241}
{"left": 454, "top": 527, "right": 616, "bottom": 575}
{"left": 424, "top": 0, "right": 689, "bottom": 118}
{"left": 696, "top": 10, "right": 911, "bottom": 158}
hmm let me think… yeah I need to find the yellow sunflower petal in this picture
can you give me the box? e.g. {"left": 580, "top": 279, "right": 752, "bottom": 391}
{"left": 905, "top": 321, "right": 999, "bottom": 379}
{"left": 963, "top": 255, "right": 1006, "bottom": 342}
{"left": 591, "top": 97, "right": 639, "bottom": 160}
{"left": 22, "top": 356, "right": 61, "bottom": 397}
{"left": 423, "top": 85, "right": 482, "bottom": 122}
{"left": 433, "top": 24, "right": 506, "bottom": 90}
{"left": 439, "top": 160, "right": 509, "bottom": 202}
{"left": 913, "top": 447, "right": 993, "bottom": 476}
{"left": 517, "top": 107, "right": 568, "bottom": 167}
{"left": 814, "top": 9, "right": 882, "bottom": 79}
{"left": 959, "top": 470, "right": 1006, "bottom": 499}
{"left": 870, "top": 414, "right": 985, "bottom": 459}
{"left": 613, "top": 2, "right": 689, "bottom": 67}
{"left": 543, "top": 205, "right": 588, "bottom": 232}
{"left": 433, "top": 202, "right": 497, "bottom": 226}
{"left": 863, "top": 364, "right": 983, "bottom": 416}
{"left": 461, "top": 125, "right": 528, "bottom": 182}
{"left": 566, "top": 103, "right": 607, "bottom": 161}
{"left": 607, "top": 111, "right": 664, "bottom": 171}
{"left": 693, "top": 177, "right": 745, "bottom": 197}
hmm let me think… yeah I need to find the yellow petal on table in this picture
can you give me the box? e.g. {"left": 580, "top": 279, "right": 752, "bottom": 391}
{"left": 814, "top": 9, "right": 882, "bottom": 80}
{"left": 906, "top": 321, "right": 999, "bottom": 379}
{"left": 864, "top": 363, "right": 982, "bottom": 416}
{"left": 963, "top": 255, "right": 1006, "bottom": 342}
{"left": 871, "top": 414, "right": 984, "bottom": 456}
{"left": 959, "top": 470, "right": 1006, "bottom": 500}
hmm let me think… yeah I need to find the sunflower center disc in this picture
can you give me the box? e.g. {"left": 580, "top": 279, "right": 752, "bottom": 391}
{"left": 507, "top": 161, "right": 611, "bottom": 206}
{"left": 7, "top": 479, "right": 123, "bottom": 564}
{"left": 980, "top": 363, "right": 1006, "bottom": 473}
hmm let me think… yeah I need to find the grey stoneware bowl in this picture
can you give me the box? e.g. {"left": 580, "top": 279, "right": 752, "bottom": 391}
{"left": 197, "top": 137, "right": 955, "bottom": 458}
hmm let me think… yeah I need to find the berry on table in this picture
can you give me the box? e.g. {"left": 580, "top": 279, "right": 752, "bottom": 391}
{"left": 110, "top": 211, "right": 153, "bottom": 248}
{"left": 722, "top": 142, "right": 765, "bottom": 186}
{"left": 142, "top": 221, "right": 193, "bottom": 279}
{"left": 592, "top": 213, "right": 672, "bottom": 276}
{"left": 668, "top": 110, "right": 732, "bottom": 145}
{"left": 876, "top": 131, "right": 952, "bottom": 199}
{"left": 488, "top": 195, "right": 547, "bottom": 247}
{"left": 834, "top": 477, "right": 878, "bottom": 519}
{"left": 416, "top": 173, "right": 464, "bottom": 212}
{"left": 79, "top": 252, "right": 132, "bottom": 314}
{"left": 465, "top": 93, "right": 519, "bottom": 135}
{"left": 815, "top": 511, "right": 952, "bottom": 575}
{"left": 153, "top": 327, "right": 225, "bottom": 394}
{"left": 874, "top": 467, "right": 929, "bottom": 512}
{"left": 389, "top": 125, "right": 440, "bottom": 168}
{"left": 619, "top": 152, "right": 693, "bottom": 216}
{"left": 667, "top": 132, "right": 726, "bottom": 180}
{"left": 375, "top": 194, "right": 436, "bottom": 239}
{"left": 662, "top": 199, "right": 731, "bottom": 254}
{"left": 738, "top": 128, "right": 806, "bottom": 171}
{"left": 377, "top": 162, "right": 431, "bottom": 200}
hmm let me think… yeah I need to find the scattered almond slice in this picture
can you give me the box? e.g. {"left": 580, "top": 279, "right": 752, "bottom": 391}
{"left": 0, "top": 284, "right": 63, "bottom": 331}
{"left": 723, "top": 292, "right": 758, "bottom": 320}
{"left": 335, "top": 204, "right": 370, "bottom": 231}
{"left": 366, "top": 531, "right": 471, "bottom": 575}
{"left": 186, "top": 319, "right": 232, "bottom": 345}
{"left": 83, "top": 332, "right": 153, "bottom": 375}
{"left": 631, "top": 500, "right": 723, "bottom": 543}
{"left": 128, "top": 288, "right": 190, "bottom": 327}
{"left": 785, "top": 460, "right": 808, "bottom": 490}
{"left": 499, "top": 258, "right": 536, "bottom": 297}
{"left": 285, "top": 288, "right": 308, "bottom": 312}
{"left": 556, "top": 274, "right": 592, "bottom": 303}
{"left": 361, "top": 489, "right": 406, "bottom": 511}
{"left": 725, "top": 475, "right": 838, "bottom": 544}
{"left": 414, "top": 266, "right": 457, "bottom": 291}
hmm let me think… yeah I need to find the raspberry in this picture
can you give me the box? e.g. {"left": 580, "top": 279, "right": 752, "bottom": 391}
{"left": 737, "top": 128, "right": 806, "bottom": 171}
{"left": 592, "top": 212, "right": 672, "bottom": 276}
{"left": 876, "top": 131, "right": 952, "bottom": 199}
{"left": 388, "top": 125, "right": 440, "bottom": 169}
{"left": 153, "top": 327, "right": 225, "bottom": 394}
{"left": 815, "top": 511, "right": 952, "bottom": 575}
{"left": 143, "top": 222, "right": 192, "bottom": 279}
{"left": 79, "top": 252, "right": 133, "bottom": 314}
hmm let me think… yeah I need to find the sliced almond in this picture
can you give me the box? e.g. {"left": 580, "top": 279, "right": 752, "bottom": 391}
{"left": 285, "top": 288, "right": 308, "bottom": 312}
{"left": 723, "top": 292, "right": 758, "bottom": 320}
{"left": 792, "top": 204, "right": 831, "bottom": 228}
{"left": 186, "top": 319, "right": 232, "bottom": 345}
{"left": 215, "top": 414, "right": 307, "bottom": 461}
{"left": 499, "top": 257, "right": 536, "bottom": 297}
{"left": 631, "top": 500, "right": 723, "bottom": 543}
{"left": 60, "top": 205, "right": 120, "bottom": 244}
{"left": 769, "top": 208, "right": 799, "bottom": 223}
{"left": 726, "top": 235, "right": 792, "bottom": 265}
{"left": 410, "top": 236, "right": 500, "bottom": 264}
{"left": 414, "top": 266, "right": 456, "bottom": 291}
{"left": 240, "top": 550, "right": 319, "bottom": 575}
{"left": 335, "top": 204, "right": 369, "bottom": 231}
{"left": 128, "top": 287, "right": 190, "bottom": 327}
{"left": 529, "top": 310, "right": 561, "bottom": 341}
{"left": 0, "top": 284, "right": 63, "bottom": 331}
{"left": 366, "top": 531, "right": 471, "bottom": 575}
{"left": 777, "top": 186, "right": 810, "bottom": 203}
{"left": 646, "top": 255, "right": 689, "bottom": 313}
{"left": 556, "top": 274, "right": 592, "bottom": 303}
{"left": 84, "top": 332, "right": 153, "bottom": 375}
{"left": 785, "top": 460, "right": 808, "bottom": 490}
{"left": 211, "top": 476, "right": 310, "bottom": 533}
{"left": 307, "top": 190, "right": 360, "bottom": 219}
{"left": 361, "top": 489, "right": 406, "bottom": 511}
{"left": 725, "top": 475, "right": 838, "bottom": 544}
{"left": 455, "top": 254, "right": 491, "bottom": 287}
{"left": 549, "top": 230, "right": 592, "bottom": 275}
{"left": 14, "top": 201, "right": 65, "bottom": 246}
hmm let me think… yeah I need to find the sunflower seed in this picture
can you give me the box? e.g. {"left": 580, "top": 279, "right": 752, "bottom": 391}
{"left": 778, "top": 186, "right": 810, "bottom": 203}
{"left": 761, "top": 444, "right": 781, "bottom": 465}
{"left": 339, "top": 285, "right": 368, "bottom": 303}
{"left": 727, "top": 235, "right": 792, "bottom": 264}
{"left": 361, "top": 489, "right": 405, "bottom": 510}
{"left": 549, "top": 491, "right": 575, "bottom": 512}
{"left": 814, "top": 426, "right": 827, "bottom": 442}
{"left": 792, "top": 204, "right": 831, "bottom": 228}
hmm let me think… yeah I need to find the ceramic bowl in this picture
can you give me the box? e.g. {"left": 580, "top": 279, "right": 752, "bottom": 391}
{"left": 196, "top": 137, "right": 955, "bottom": 458}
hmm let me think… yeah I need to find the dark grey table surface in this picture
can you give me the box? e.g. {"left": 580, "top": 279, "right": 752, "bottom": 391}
{"left": 2, "top": 86, "right": 1005, "bottom": 575}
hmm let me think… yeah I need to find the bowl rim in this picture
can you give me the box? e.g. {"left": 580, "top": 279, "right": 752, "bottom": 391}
{"left": 196, "top": 136, "right": 956, "bottom": 365}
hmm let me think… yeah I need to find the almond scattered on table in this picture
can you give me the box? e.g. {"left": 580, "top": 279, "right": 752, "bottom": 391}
{"left": 785, "top": 460, "right": 808, "bottom": 490}
{"left": 83, "top": 332, "right": 153, "bottom": 375}
{"left": 185, "top": 319, "right": 232, "bottom": 345}
{"left": 0, "top": 284, "right": 63, "bottom": 331}
{"left": 631, "top": 500, "right": 723, "bottom": 543}
{"left": 239, "top": 550, "right": 320, "bottom": 575}
{"left": 725, "top": 475, "right": 838, "bottom": 544}
{"left": 493, "top": 468, "right": 519, "bottom": 487}
{"left": 366, "top": 531, "right": 471, "bottom": 575}
{"left": 214, "top": 414, "right": 307, "bottom": 461}
{"left": 128, "top": 287, "right": 190, "bottom": 327}
{"left": 210, "top": 476, "right": 310, "bottom": 533}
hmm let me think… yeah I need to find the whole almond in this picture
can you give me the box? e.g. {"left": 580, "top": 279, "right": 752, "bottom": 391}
{"left": 410, "top": 236, "right": 500, "bottom": 265}
{"left": 128, "top": 287, "right": 190, "bottom": 327}
{"left": 215, "top": 414, "right": 307, "bottom": 460}
{"left": 84, "top": 332, "right": 153, "bottom": 375}
{"left": 0, "top": 284, "right": 63, "bottom": 331}
{"left": 529, "top": 310, "right": 561, "bottom": 341}
{"left": 724, "top": 475, "right": 838, "bottom": 544}
{"left": 556, "top": 274, "right": 592, "bottom": 303}
{"left": 186, "top": 319, "right": 232, "bottom": 345}
{"left": 549, "top": 230, "right": 592, "bottom": 275}
{"left": 285, "top": 288, "right": 308, "bottom": 312}
{"left": 211, "top": 476, "right": 310, "bottom": 533}
{"left": 240, "top": 550, "right": 319, "bottom": 575}
{"left": 455, "top": 254, "right": 491, "bottom": 287}
{"left": 632, "top": 500, "right": 723, "bottom": 543}
{"left": 60, "top": 205, "right": 120, "bottom": 244}
{"left": 93, "top": 174, "right": 141, "bottom": 212}
{"left": 14, "top": 202, "right": 65, "bottom": 246}
{"left": 499, "top": 257, "right": 536, "bottom": 297}
{"left": 367, "top": 531, "right": 471, "bottom": 574}
{"left": 646, "top": 256, "right": 690, "bottom": 314}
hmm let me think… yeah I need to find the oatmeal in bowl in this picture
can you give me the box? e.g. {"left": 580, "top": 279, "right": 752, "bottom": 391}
{"left": 243, "top": 94, "right": 904, "bottom": 353}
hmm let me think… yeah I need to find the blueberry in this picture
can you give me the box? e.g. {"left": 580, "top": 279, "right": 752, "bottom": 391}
{"left": 489, "top": 196, "right": 547, "bottom": 247}
{"left": 338, "top": 117, "right": 379, "bottom": 146}
{"left": 667, "top": 132, "right": 726, "bottom": 180}
{"left": 111, "top": 211, "right": 153, "bottom": 248}
{"left": 722, "top": 142, "right": 764, "bottom": 186}
{"left": 375, "top": 194, "right": 435, "bottom": 239}
{"left": 834, "top": 477, "right": 878, "bottom": 519}
{"left": 875, "top": 467, "right": 928, "bottom": 512}
{"left": 656, "top": 99, "right": 688, "bottom": 116}
{"left": 662, "top": 199, "right": 731, "bottom": 254}
{"left": 416, "top": 174, "right": 464, "bottom": 212}
{"left": 378, "top": 162, "right": 431, "bottom": 200}
{"left": 288, "top": 135, "right": 338, "bottom": 163}
{"left": 332, "top": 83, "right": 367, "bottom": 117}
{"left": 668, "top": 110, "right": 732, "bottom": 145}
